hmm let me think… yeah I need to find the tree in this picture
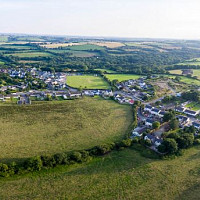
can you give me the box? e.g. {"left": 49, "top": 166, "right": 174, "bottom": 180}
{"left": 159, "top": 138, "right": 178, "bottom": 154}
{"left": 176, "top": 133, "right": 194, "bottom": 149}
{"left": 163, "top": 112, "right": 175, "bottom": 122}
{"left": 152, "top": 121, "right": 160, "bottom": 130}
{"left": 169, "top": 118, "right": 179, "bottom": 130}
{"left": 24, "top": 156, "right": 43, "bottom": 171}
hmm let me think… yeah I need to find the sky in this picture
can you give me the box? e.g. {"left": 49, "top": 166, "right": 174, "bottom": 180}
{"left": 1, "top": 0, "right": 200, "bottom": 39}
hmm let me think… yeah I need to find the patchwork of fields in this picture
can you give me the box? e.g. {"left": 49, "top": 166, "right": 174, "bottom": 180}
{"left": 0, "top": 98, "right": 132, "bottom": 162}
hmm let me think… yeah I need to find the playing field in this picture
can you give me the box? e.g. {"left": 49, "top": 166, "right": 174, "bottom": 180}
{"left": 0, "top": 97, "right": 132, "bottom": 162}
{"left": 105, "top": 74, "right": 142, "bottom": 82}
{"left": 1, "top": 145, "right": 200, "bottom": 199}
{"left": 67, "top": 75, "right": 110, "bottom": 89}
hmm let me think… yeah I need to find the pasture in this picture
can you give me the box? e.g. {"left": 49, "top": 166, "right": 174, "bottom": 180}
{"left": 0, "top": 97, "right": 132, "bottom": 163}
{"left": 90, "top": 41, "right": 125, "bottom": 48}
{"left": 66, "top": 44, "right": 104, "bottom": 51}
{"left": 1, "top": 145, "right": 200, "bottom": 199}
{"left": 105, "top": 74, "right": 142, "bottom": 82}
{"left": 67, "top": 75, "right": 110, "bottom": 89}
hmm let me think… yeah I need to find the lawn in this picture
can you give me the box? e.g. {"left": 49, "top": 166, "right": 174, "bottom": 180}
{"left": 105, "top": 74, "right": 142, "bottom": 82}
{"left": 185, "top": 102, "right": 200, "bottom": 111}
{"left": 6, "top": 52, "right": 52, "bottom": 58}
{"left": 1, "top": 145, "right": 200, "bottom": 199}
{"left": 0, "top": 97, "right": 132, "bottom": 162}
{"left": 67, "top": 75, "right": 110, "bottom": 89}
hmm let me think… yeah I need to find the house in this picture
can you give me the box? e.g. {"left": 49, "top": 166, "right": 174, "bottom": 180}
{"left": 144, "top": 105, "right": 153, "bottom": 112}
{"left": 154, "top": 138, "right": 163, "bottom": 147}
{"left": 175, "top": 106, "right": 186, "bottom": 113}
{"left": 184, "top": 109, "right": 199, "bottom": 117}
{"left": 158, "top": 111, "right": 165, "bottom": 118}
{"left": 132, "top": 132, "right": 142, "bottom": 137}
{"left": 192, "top": 122, "right": 200, "bottom": 129}
{"left": 177, "top": 115, "right": 190, "bottom": 125}
{"left": 151, "top": 108, "right": 160, "bottom": 116}
{"left": 145, "top": 119, "right": 154, "bottom": 127}
{"left": 144, "top": 134, "right": 155, "bottom": 141}
{"left": 182, "top": 69, "right": 193, "bottom": 75}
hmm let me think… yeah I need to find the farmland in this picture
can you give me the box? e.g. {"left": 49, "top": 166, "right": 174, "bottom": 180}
{"left": 67, "top": 75, "right": 110, "bottom": 89}
{"left": 105, "top": 74, "right": 142, "bottom": 82}
{"left": 5, "top": 52, "right": 52, "bottom": 58}
{"left": 1, "top": 145, "right": 200, "bottom": 199}
{"left": 0, "top": 97, "right": 133, "bottom": 163}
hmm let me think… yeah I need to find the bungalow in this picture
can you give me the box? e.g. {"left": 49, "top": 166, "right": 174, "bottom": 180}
{"left": 184, "top": 109, "right": 199, "bottom": 117}
{"left": 175, "top": 106, "right": 186, "bottom": 113}
{"left": 151, "top": 108, "right": 160, "bottom": 116}
{"left": 144, "top": 134, "right": 155, "bottom": 141}
{"left": 145, "top": 119, "right": 154, "bottom": 127}
{"left": 144, "top": 134, "right": 163, "bottom": 147}
{"left": 192, "top": 122, "right": 200, "bottom": 129}
{"left": 144, "top": 105, "right": 153, "bottom": 112}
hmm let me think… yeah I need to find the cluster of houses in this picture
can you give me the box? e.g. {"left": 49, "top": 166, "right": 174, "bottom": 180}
{"left": 114, "top": 94, "right": 135, "bottom": 104}
{"left": 175, "top": 106, "right": 199, "bottom": 117}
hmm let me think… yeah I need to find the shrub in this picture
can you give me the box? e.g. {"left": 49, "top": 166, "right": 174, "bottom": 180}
{"left": 24, "top": 156, "right": 43, "bottom": 171}
{"left": 120, "top": 139, "right": 132, "bottom": 147}
{"left": 194, "top": 138, "right": 200, "bottom": 145}
{"left": 144, "top": 139, "right": 152, "bottom": 147}
{"left": 70, "top": 151, "right": 82, "bottom": 163}
{"left": 0, "top": 163, "right": 9, "bottom": 177}
{"left": 132, "top": 137, "right": 139, "bottom": 144}
{"left": 41, "top": 155, "right": 56, "bottom": 168}
{"left": 53, "top": 153, "right": 69, "bottom": 165}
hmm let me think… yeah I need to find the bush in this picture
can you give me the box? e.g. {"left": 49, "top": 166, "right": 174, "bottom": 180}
{"left": 194, "top": 138, "right": 200, "bottom": 145}
{"left": 0, "top": 163, "right": 9, "bottom": 177}
{"left": 132, "top": 137, "right": 139, "bottom": 144}
{"left": 120, "top": 139, "right": 132, "bottom": 147}
{"left": 53, "top": 153, "right": 69, "bottom": 165}
{"left": 70, "top": 152, "right": 82, "bottom": 163}
{"left": 144, "top": 139, "right": 152, "bottom": 147}
{"left": 41, "top": 155, "right": 56, "bottom": 168}
{"left": 24, "top": 156, "right": 43, "bottom": 171}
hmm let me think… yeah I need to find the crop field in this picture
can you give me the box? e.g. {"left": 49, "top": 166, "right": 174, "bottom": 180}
{"left": 40, "top": 42, "right": 86, "bottom": 48}
{"left": 0, "top": 44, "right": 34, "bottom": 50}
{"left": 1, "top": 145, "right": 200, "bottom": 199}
{"left": 0, "top": 97, "right": 132, "bottom": 163}
{"left": 105, "top": 74, "right": 142, "bottom": 82}
{"left": 6, "top": 52, "right": 52, "bottom": 58}
{"left": 169, "top": 69, "right": 182, "bottom": 75}
{"left": 67, "top": 75, "right": 110, "bottom": 89}
{"left": 90, "top": 41, "right": 125, "bottom": 48}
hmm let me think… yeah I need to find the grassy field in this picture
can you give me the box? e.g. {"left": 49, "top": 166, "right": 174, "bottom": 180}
{"left": 105, "top": 74, "right": 142, "bottom": 82}
{"left": 67, "top": 75, "right": 110, "bottom": 89}
{"left": 169, "top": 70, "right": 182, "bottom": 75}
{"left": 164, "top": 74, "right": 200, "bottom": 85}
{"left": 90, "top": 41, "right": 125, "bottom": 48}
{"left": 1, "top": 145, "right": 200, "bottom": 199}
{"left": 185, "top": 102, "right": 200, "bottom": 111}
{"left": 66, "top": 44, "right": 104, "bottom": 51}
{"left": 0, "top": 98, "right": 132, "bottom": 162}
{"left": 6, "top": 52, "right": 52, "bottom": 58}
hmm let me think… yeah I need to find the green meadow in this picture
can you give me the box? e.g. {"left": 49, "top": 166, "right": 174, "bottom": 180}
{"left": 6, "top": 52, "right": 52, "bottom": 58}
{"left": 0, "top": 98, "right": 132, "bottom": 163}
{"left": 105, "top": 74, "right": 142, "bottom": 82}
{"left": 67, "top": 75, "right": 110, "bottom": 89}
{"left": 1, "top": 145, "right": 200, "bottom": 199}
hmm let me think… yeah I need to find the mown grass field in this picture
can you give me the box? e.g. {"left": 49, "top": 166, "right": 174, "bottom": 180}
{"left": 67, "top": 75, "right": 110, "bottom": 89}
{"left": 105, "top": 74, "right": 142, "bottom": 82}
{"left": 0, "top": 97, "right": 132, "bottom": 163}
{"left": 1, "top": 145, "right": 200, "bottom": 199}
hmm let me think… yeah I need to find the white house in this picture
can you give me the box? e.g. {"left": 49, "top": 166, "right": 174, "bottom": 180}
{"left": 144, "top": 105, "right": 153, "bottom": 112}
